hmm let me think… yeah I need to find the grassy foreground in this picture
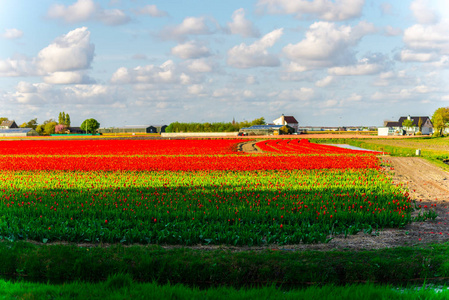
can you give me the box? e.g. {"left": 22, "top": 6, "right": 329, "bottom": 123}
{"left": 2, "top": 241, "right": 449, "bottom": 287}
{"left": 1, "top": 278, "right": 449, "bottom": 300}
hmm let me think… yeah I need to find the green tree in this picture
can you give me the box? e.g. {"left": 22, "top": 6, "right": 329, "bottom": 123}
{"left": 80, "top": 118, "right": 100, "bottom": 134}
{"left": 402, "top": 119, "right": 414, "bottom": 129}
{"left": 44, "top": 122, "right": 57, "bottom": 135}
{"left": 35, "top": 125, "right": 44, "bottom": 134}
{"left": 250, "top": 117, "right": 265, "bottom": 126}
{"left": 58, "top": 112, "right": 63, "bottom": 124}
{"left": 65, "top": 114, "right": 71, "bottom": 127}
{"left": 432, "top": 107, "right": 449, "bottom": 136}
{"left": 21, "top": 118, "right": 38, "bottom": 130}
{"left": 43, "top": 118, "right": 56, "bottom": 125}
{"left": 418, "top": 117, "right": 423, "bottom": 132}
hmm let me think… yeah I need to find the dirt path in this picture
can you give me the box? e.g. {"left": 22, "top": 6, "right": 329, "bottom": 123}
{"left": 239, "top": 141, "right": 261, "bottom": 153}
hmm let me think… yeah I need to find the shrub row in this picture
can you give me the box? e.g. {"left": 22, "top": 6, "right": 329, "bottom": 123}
{"left": 2, "top": 241, "right": 449, "bottom": 287}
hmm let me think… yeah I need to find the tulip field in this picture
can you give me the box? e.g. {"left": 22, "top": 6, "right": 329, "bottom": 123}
{"left": 0, "top": 138, "right": 418, "bottom": 245}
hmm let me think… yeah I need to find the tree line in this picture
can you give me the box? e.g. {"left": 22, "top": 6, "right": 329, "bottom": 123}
{"left": 165, "top": 117, "right": 265, "bottom": 133}
{"left": 0, "top": 112, "right": 100, "bottom": 135}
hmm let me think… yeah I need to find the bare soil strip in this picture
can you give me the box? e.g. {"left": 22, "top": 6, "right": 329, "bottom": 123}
{"left": 239, "top": 141, "right": 261, "bottom": 153}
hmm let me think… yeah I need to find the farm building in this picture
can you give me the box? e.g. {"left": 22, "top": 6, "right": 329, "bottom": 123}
{"left": 0, "top": 128, "right": 39, "bottom": 137}
{"left": 66, "top": 127, "right": 84, "bottom": 134}
{"left": 98, "top": 125, "right": 167, "bottom": 134}
{"left": 239, "top": 125, "right": 294, "bottom": 135}
{"left": 272, "top": 115, "right": 299, "bottom": 132}
{"left": 378, "top": 115, "right": 433, "bottom": 136}
{"left": 0, "top": 120, "right": 19, "bottom": 129}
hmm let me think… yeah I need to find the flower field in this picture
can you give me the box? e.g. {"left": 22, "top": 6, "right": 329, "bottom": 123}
{"left": 0, "top": 139, "right": 418, "bottom": 245}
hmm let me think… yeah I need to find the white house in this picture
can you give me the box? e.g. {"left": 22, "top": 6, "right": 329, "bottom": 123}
{"left": 378, "top": 115, "right": 433, "bottom": 136}
{"left": 273, "top": 115, "right": 299, "bottom": 132}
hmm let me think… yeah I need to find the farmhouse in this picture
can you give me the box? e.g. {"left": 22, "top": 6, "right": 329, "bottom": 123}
{"left": 378, "top": 115, "right": 433, "bottom": 136}
{"left": 272, "top": 115, "right": 299, "bottom": 132}
{"left": 0, "top": 128, "right": 39, "bottom": 137}
{"left": 0, "top": 120, "right": 19, "bottom": 129}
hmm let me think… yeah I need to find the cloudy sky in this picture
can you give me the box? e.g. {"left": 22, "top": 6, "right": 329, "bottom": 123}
{"left": 1, "top": 0, "right": 449, "bottom": 127}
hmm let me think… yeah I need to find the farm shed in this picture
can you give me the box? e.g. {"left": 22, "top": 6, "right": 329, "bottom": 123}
{"left": 240, "top": 125, "right": 294, "bottom": 136}
{"left": 0, "top": 128, "right": 39, "bottom": 137}
{"left": 66, "top": 127, "right": 84, "bottom": 134}
{"left": 0, "top": 120, "right": 19, "bottom": 129}
{"left": 98, "top": 125, "right": 167, "bottom": 134}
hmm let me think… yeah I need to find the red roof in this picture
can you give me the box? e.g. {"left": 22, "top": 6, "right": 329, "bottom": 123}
{"left": 284, "top": 116, "right": 298, "bottom": 124}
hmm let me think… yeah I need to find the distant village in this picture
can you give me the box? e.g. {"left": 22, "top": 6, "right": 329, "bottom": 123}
{"left": 0, "top": 113, "right": 440, "bottom": 138}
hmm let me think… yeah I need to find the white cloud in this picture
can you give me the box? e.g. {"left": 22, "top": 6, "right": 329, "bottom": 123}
{"left": 227, "top": 28, "right": 283, "bottom": 68}
{"left": 47, "top": 0, "right": 96, "bottom": 23}
{"left": 328, "top": 63, "right": 383, "bottom": 76}
{"left": 410, "top": 0, "right": 439, "bottom": 24}
{"left": 400, "top": 50, "right": 439, "bottom": 62}
{"left": 243, "top": 90, "right": 255, "bottom": 98}
{"left": 0, "top": 27, "right": 95, "bottom": 84}
{"left": 13, "top": 82, "right": 52, "bottom": 104}
{"left": 403, "top": 21, "right": 449, "bottom": 54}
{"left": 428, "top": 56, "right": 449, "bottom": 68}
{"left": 186, "top": 59, "right": 214, "bottom": 73}
{"left": 43, "top": 71, "right": 95, "bottom": 84}
{"left": 188, "top": 84, "right": 203, "bottom": 95}
{"left": 134, "top": 5, "right": 168, "bottom": 17}
{"left": 283, "top": 21, "right": 376, "bottom": 70}
{"left": 111, "top": 60, "right": 186, "bottom": 84}
{"left": 285, "top": 62, "right": 307, "bottom": 73}
{"left": 0, "top": 58, "right": 34, "bottom": 77}
{"left": 246, "top": 76, "right": 258, "bottom": 85}
{"left": 1, "top": 28, "right": 23, "bottom": 40}
{"left": 315, "top": 76, "right": 334, "bottom": 87}
{"left": 346, "top": 93, "right": 362, "bottom": 102}
{"left": 320, "top": 99, "right": 338, "bottom": 108}
{"left": 256, "top": 0, "right": 365, "bottom": 21}
{"left": 97, "top": 9, "right": 130, "bottom": 26}
{"left": 276, "top": 88, "right": 315, "bottom": 101}
{"left": 227, "top": 8, "right": 260, "bottom": 38}
{"left": 370, "top": 85, "right": 435, "bottom": 101}
{"left": 160, "top": 16, "right": 216, "bottom": 40}
{"left": 47, "top": 0, "right": 130, "bottom": 25}
{"left": 171, "top": 41, "right": 211, "bottom": 59}
{"left": 37, "top": 27, "right": 95, "bottom": 74}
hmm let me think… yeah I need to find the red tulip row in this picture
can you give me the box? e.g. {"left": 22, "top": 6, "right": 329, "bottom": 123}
{"left": 0, "top": 154, "right": 380, "bottom": 171}
{"left": 0, "top": 139, "right": 246, "bottom": 156}
{"left": 256, "top": 139, "right": 381, "bottom": 155}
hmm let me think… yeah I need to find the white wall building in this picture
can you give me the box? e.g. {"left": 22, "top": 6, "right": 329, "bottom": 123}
{"left": 272, "top": 115, "right": 299, "bottom": 132}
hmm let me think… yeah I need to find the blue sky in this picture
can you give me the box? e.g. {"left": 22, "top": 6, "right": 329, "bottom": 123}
{"left": 1, "top": 0, "right": 448, "bottom": 127}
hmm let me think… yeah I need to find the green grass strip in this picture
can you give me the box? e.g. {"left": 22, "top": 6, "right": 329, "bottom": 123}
{"left": 1, "top": 278, "right": 449, "bottom": 300}
{"left": 2, "top": 241, "right": 449, "bottom": 288}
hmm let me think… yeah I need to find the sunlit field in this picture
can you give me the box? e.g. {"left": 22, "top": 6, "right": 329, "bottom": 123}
{"left": 0, "top": 139, "right": 420, "bottom": 245}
